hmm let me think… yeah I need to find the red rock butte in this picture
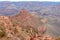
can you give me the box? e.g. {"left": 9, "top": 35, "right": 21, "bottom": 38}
{"left": 20, "top": 9, "right": 28, "bottom": 13}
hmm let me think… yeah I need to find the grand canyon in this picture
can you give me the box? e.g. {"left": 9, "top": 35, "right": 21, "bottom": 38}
{"left": 0, "top": 2, "right": 60, "bottom": 40}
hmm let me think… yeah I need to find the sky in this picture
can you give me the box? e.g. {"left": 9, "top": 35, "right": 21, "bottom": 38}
{"left": 0, "top": 0, "right": 60, "bottom": 2}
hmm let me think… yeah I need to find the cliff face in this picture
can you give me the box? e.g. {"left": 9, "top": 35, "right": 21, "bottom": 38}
{"left": 12, "top": 9, "right": 47, "bottom": 29}
{"left": 0, "top": 9, "right": 48, "bottom": 40}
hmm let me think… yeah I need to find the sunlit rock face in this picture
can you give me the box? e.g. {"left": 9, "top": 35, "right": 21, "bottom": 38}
{"left": 0, "top": 9, "right": 48, "bottom": 40}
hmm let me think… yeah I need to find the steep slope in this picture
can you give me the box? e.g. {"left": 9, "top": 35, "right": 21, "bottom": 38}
{"left": 0, "top": 9, "right": 48, "bottom": 40}
{"left": 11, "top": 9, "right": 47, "bottom": 32}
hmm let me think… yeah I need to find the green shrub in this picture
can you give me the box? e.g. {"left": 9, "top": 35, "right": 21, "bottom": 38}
{"left": 0, "top": 24, "right": 5, "bottom": 38}
{"left": 0, "top": 30, "right": 5, "bottom": 38}
{"left": 55, "top": 37, "right": 60, "bottom": 40}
